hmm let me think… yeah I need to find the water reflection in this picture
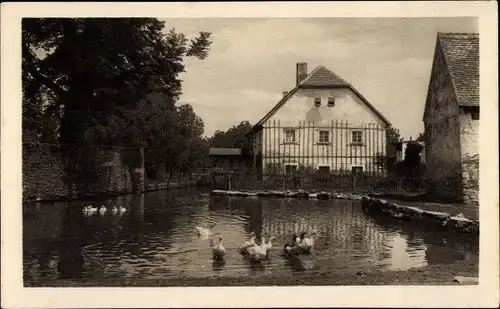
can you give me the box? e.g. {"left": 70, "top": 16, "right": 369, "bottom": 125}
{"left": 58, "top": 205, "right": 84, "bottom": 279}
{"left": 23, "top": 188, "right": 479, "bottom": 285}
{"left": 385, "top": 233, "right": 427, "bottom": 271}
{"left": 212, "top": 259, "right": 226, "bottom": 272}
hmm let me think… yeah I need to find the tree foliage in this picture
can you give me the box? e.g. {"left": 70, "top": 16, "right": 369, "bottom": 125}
{"left": 373, "top": 125, "right": 401, "bottom": 171}
{"left": 22, "top": 18, "right": 213, "bottom": 176}
{"left": 416, "top": 132, "right": 425, "bottom": 141}
{"left": 209, "top": 121, "right": 253, "bottom": 151}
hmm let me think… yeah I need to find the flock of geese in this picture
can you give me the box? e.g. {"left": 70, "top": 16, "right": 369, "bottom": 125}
{"left": 196, "top": 226, "right": 317, "bottom": 262}
{"left": 82, "top": 205, "right": 127, "bottom": 216}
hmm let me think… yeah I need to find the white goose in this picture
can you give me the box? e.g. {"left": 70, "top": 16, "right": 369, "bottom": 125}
{"left": 195, "top": 225, "right": 215, "bottom": 237}
{"left": 247, "top": 236, "right": 268, "bottom": 261}
{"left": 239, "top": 232, "right": 256, "bottom": 255}
{"left": 82, "top": 205, "right": 93, "bottom": 216}
{"left": 263, "top": 236, "right": 276, "bottom": 256}
{"left": 99, "top": 205, "right": 107, "bottom": 215}
{"left": 301, "top": 231, "right": 317, "bottom": 254}
{"left": 212, "top": 236, "right": 226, "bottom": 260}
{"left": 118, "top": 206, "right": 127, "bottom": 214}
{"left": 84, "top": 205, "right": 98, "bottom": 215}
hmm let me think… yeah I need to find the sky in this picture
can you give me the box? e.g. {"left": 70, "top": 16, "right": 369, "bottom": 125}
{"left": 162, "top": 17, "right": 478, "bottom": 139}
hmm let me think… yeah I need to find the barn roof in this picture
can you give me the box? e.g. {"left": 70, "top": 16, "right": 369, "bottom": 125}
{"left": 438, "top": 32, "right": 480, "bottom": 107}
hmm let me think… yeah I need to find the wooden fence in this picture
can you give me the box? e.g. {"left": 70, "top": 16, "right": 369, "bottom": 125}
{"left": 210, "top": 168, "right": 428, "bottom": 193}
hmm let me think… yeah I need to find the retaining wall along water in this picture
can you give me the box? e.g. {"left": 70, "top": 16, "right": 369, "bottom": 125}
{"left": 210, "top": 189, "right": 479, "bottom": 235}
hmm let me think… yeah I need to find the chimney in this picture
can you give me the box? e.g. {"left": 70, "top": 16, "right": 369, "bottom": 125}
{"left": 282, "top": 91, "right": 288, "bottom": 98}
{"left": 296, "top": 62, "right": 308, "bottom": 86}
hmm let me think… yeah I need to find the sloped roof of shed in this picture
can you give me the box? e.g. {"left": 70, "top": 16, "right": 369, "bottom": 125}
{"left": 438, "top": 32, "right": 479, "bottom": 107}
{"left": 209, "top": 148, "right": 242, "bottom": 156}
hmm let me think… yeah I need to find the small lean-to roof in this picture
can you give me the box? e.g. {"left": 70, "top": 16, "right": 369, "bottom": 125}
{"left": 247, "top": 65, "right": 391, "bottom": 135}
{"left": 438, "top": 32, "right": 479, "bottom": 107}
{"left": 209, "top": 148, "right": 242, "bottom": 156}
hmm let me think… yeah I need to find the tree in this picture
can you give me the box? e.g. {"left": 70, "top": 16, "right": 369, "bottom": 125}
{"left": 416, "top": 132, "right": 425, "bottom": 142}
{"left": 174, "top": 104, "right": 210, "bottom": 172}
{"left": 22, "top": 18, "right": 212, "bottom": 148}
{"left": 403, "top": 142, "right": 423, "bottom": 167}
{"left": 209, "top": 121, "right": 253, "bottom": 151}
{"left": 373, "top": 125, "right": 401, "bottom": 171}
{"left": 22, "top": 18, "right": 213, "bottom": 177}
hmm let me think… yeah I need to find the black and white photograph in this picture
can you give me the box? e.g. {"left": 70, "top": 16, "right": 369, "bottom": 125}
{"left": 1, "top": 2, "right": 498, "bottom": 308}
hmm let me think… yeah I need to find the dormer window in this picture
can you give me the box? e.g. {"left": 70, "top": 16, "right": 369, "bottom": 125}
{"left": 328, "top": 97, "right": 335, "bottom": 107}
{"left": 314, "top": 97, "right": 321, "bottom": 107}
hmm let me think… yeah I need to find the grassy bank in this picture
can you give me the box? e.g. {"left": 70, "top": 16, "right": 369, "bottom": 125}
{"left": 25, "top": 259, "right": 478, "bottom": 287}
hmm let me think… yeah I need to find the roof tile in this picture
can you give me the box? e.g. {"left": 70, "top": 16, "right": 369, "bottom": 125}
{"left": 438, "top": 32, "right": 479, "bottom": 107}
{"left": 300, "top": 65, "right": 350, "bottom": 87}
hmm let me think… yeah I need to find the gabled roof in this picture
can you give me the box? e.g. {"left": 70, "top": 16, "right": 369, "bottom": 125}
{"left": 300, "top": 65, "right": 350, "bottom": 87}
{"left": 247, "top": 65, "right": 391, "bottom": 135}
{"left": 438, "top": 32, "right": 479, "bottom": 107}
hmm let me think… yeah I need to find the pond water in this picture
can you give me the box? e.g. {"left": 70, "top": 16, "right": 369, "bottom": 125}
{"left": 23, "top": 188, "right": 479, "bottom": 285}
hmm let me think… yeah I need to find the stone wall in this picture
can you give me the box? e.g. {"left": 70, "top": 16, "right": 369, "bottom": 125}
{"left": 424, "top": 40, "right": 463, "bottom": 201}
{"left": 22, "top": 143, "right": 144, "bottom": 202}
{"left": 360, "top": 197, "right": 479, "bottom": 235}
{"left": 22, "top": 143, "right": 68, "bottom": 200}
{"left": 459, "top": 108, "right": 479, "bottom": 204}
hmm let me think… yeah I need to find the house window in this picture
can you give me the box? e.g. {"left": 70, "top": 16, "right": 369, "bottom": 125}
{"left": 318, "top": 130, "right": 330, "bottom": 143}
{"left": 352, "top": 130, "right": 363, "bottom": 144}
{"left": 314, "top": 97, "right": 321, "bottom": 107}
{"left": 284, "top": 129, "right": 296, "bottom": 143}
{"left": 351, "top": 166, "right": 363, "bottom": 175}
{"left": 328, "top": 97, "right": 335, "bottom": 107}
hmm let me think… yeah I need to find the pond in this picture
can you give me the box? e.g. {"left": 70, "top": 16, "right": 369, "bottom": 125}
{"left": 23, "top": 188, "right": 479, "bottom": 286}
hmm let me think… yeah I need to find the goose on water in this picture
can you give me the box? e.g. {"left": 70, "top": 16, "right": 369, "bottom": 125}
{"left": 99, "top": 205, "right": 107, "bottom": 214}
{"left": 83, "top": 205, "right": 98, "bottom": 215}
{"left": 212, "top": 236, "right": 226, "bottom": 260}
{"left": 246, "top": 235, "right": 268, "bottom": 262}
{"left": 239, "top": 232, "right": 256, "bottom": 255}
{"left": 118, "top": 206, "right": 126, "bottom": 213}
{"left": 284, "top": 232, "right": 315, "bottom": 255}
{"left": 111, "top": 206, "right": 118, "bottom": 214}
{"left": 263, "top": 235, "right": 276, "bottom": 255}
{"left": 195, "top": 225, "right": 215, "bottom": 237}
{"left": 300, "top": 231, "right": 317, "bottom": 254}
{"left": 284, "top": 234, "right": 301, "bottom": 255}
